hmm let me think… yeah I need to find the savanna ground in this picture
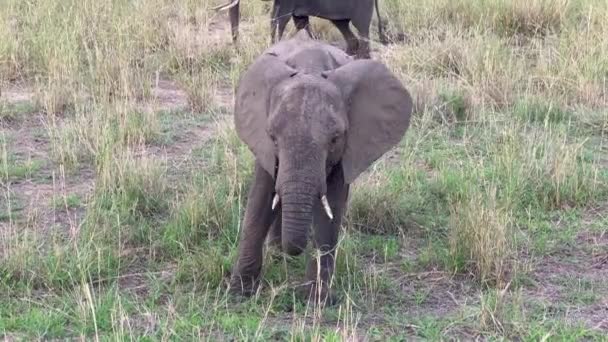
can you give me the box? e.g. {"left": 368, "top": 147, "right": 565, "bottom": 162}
{"left": 1, "top": 0, "right": 607, "bottom": 340}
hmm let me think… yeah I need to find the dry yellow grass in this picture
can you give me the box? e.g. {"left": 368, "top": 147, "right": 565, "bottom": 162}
{"left": 0, "top": 0, "right": 607, "bottom": 339}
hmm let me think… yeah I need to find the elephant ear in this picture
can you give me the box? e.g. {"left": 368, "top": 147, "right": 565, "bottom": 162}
{"left": 234, "top": 53, "right": 297, "bottom": 176}
{"left": 325, "top": 60, "right": 413, "bottom": 184}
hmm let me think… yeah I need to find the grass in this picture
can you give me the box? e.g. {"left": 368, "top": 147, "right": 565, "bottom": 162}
{"left": 1, "top": 133, "right": 43, "bottom": 182}
{"left": 1, "top": 0, "right": 607, "bottom": 340}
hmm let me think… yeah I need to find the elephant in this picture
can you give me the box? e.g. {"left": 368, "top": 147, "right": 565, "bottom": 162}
{"left": 213, "top": 0, "right": 388, "bottom": 59}
{"left": 228, "top": 31, "right": 412, "bottom": 305}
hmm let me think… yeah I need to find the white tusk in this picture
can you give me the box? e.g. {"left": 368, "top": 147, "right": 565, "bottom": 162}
{"left": 271, "top": 194, "right": 280, "bottom": 210}
{"left": 321, "top": 195, "right": 334, "bottom": 220}
{"left": 212, "top": 0, "right": 239, "bottom": 11}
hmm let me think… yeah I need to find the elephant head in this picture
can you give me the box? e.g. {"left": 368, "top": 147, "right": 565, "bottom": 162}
{"left": 234, "top": 39, "right": 412, "bottom": 255}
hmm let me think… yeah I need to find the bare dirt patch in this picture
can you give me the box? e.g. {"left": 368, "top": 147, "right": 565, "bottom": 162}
{"left": 8, "top": 178, "right": 91, "bottom": 236}
{"left": 137, "top": 76, "right": 219, "bottom": 170}
{"left": 142, "top": 12, "right": 236, "bottom": 180}
{"left": 2, "top": 115, "right": 49, "bottom": 162}
{"left": 1, "top": 82, "right": 34, "bottom": 104}
{"left": 147, "top": 79, "right": 190, "bottom": 113}
{"left": 2, "top": 115, "right": 94, "bottom": 235}
{"left": 529, "top": 253, "right": 608, "bottom": 332}
{"left": 524, "top": 204, "right": 608, "bottom": 332}
{"left": 138, "top": 116, "right": 222, "bottom": 184}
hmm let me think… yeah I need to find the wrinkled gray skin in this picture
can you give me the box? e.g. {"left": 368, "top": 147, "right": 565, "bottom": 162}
{"left": 225, "top": 0, "right": 386, "bottom": 59}
{"left": 229, "top": 32, "right": 412, "bottom": 305}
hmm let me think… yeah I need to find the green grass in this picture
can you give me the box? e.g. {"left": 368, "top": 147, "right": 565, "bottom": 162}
{"left": 1, "top": 134, "right": 43, "bottom": 181}
{"left": 51, "top": 194, "right": 82, "bottom": 210}
{"left": 1, "top": 158, "right": 42, "bottom": 182}
{"left": 1, "top": 0, "right": 607, "bottom": 339}
{"left": 0, "top": 101, "right": 38, "bottom": 121}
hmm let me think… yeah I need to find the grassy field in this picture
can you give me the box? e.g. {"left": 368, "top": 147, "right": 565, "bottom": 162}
{"left": 1, "top": 0, "right": 607, "bottom": 340}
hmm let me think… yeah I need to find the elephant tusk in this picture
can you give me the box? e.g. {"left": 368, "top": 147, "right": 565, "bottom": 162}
{"left": 321, "top": 195, "right": 334, "bottom": 220}
{"left": 271, "top": 194, "right": 280, "bottom": 210}
{"left": 212, "top": 0, "right": 239, "bottom": 11}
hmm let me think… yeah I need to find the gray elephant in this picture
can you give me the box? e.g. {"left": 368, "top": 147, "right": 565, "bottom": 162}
{"left": 213, "top": 0, "right": 387, "bottom": 59}
{"left": 228, "top": 31, "right": 412, "bottom": 304}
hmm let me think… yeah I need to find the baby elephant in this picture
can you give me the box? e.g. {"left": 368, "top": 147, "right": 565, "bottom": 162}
{"left": 229, "top": 31, "right": 412, "bottom": 305}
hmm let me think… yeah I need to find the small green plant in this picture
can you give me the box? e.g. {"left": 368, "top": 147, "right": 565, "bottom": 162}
{"left": 0, "top": 101, "right": 37, "bottom": 121}
{"left": 95, "top": 149, "right": 169, "bottom": 218}
{"left": 1, "top": 136, "right": 42, "bottom": 181}
{"left": 438, "top": 89, "right": 469, "bottom": 123}
{"left": 51, "top": 194, "right": 81, "bottom": 210}
{"left": 512, "top": 98, "right": 571, "bottom": 124}
{"left": 0, "top": 158, "right": 42, "bottom": 182}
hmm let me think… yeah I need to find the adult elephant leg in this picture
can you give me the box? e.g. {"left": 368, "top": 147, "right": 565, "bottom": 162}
{"left": 331, "top": 20, "right": 359, "bottom": 57}
{"left": 276, "top": 10, "right": 292, "bottom": 41}
{"left": 293, "top": 15, "right": 314, "bottom": 39}
{"left": 229, "top": 1, "right": 240, "bottom": 43}
{"left": 351, "top": 11, "right": 373, "bottom": 59}
{"left": 230, "top": 162, "right": 277, "bottom": 296}
{"left": 374, "top": 0, "right": 389, "bottom": 45}
{"left": 270, "top": 1, "right": 280, "bottom": 43}
{"left": 355, "top": 31, "right": 371, "bottom": 59}
{"left": 301, "top": 164, "right": 349, "bottom": 306}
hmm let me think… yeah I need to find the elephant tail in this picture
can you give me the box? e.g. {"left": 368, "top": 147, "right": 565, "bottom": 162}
{"left": 375, "top": 0, "right": 388, "bottom": 45}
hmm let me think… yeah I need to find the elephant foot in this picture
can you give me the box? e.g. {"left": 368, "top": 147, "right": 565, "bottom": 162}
{"left": 354, "top": 40, "right": 371, "bottom": 59}
{"left": 345, "top": 42, "right": 359, "bottom": 57}
{"left": 228, "top": 274, "right": 260, "bottom": 297}
{"left": 355, "top": 48, "right": 371, "bottom": 60}
{"left": 297, "top": 281, "right": 340, "bottom": 307}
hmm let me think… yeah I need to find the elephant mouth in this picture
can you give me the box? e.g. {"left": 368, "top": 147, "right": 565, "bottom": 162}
{"left": 271, "top": 192, "right": 333, "bottom": 220}
{"left": 271, "top": 157, "right": 332, "bottom": 219}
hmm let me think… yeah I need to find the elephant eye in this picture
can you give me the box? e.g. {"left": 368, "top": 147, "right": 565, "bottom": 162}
{"left": 330, "top": 136, "right": 338, "bottom": 145}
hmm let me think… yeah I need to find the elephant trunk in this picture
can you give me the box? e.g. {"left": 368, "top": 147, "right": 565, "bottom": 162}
{"left": 276, "top": 145, "right": 327, "bottom": 256}
{"left": 280, "top": 190, "right": 315, "bottom": 256}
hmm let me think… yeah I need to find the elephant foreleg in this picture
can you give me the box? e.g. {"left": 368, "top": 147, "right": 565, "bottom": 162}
{"left": 301, "top": 164, "right": 349, "bottom": 306}
{"left": 229, "top": 162, "right": 276, "bottom": 296}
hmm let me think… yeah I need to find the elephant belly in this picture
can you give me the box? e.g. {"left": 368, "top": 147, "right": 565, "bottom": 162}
{"left": 293, "top": 0, "right": 352, "bottom": 20}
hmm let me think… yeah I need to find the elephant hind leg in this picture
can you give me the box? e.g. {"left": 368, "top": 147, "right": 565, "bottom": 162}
{"left": 350, "top": 11, "right": 373, "bottom": 59}
{"left": 229, "top": 2, "right": 240, "bottom": 43}
{"left": 355, "top": 33, "right": 371, "bottom": 59}
{"left": 270, "top": 1, "right": 280, "bottom": 43}
{"left": 331, "top": 19, "right": 359, "bottom": 57}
